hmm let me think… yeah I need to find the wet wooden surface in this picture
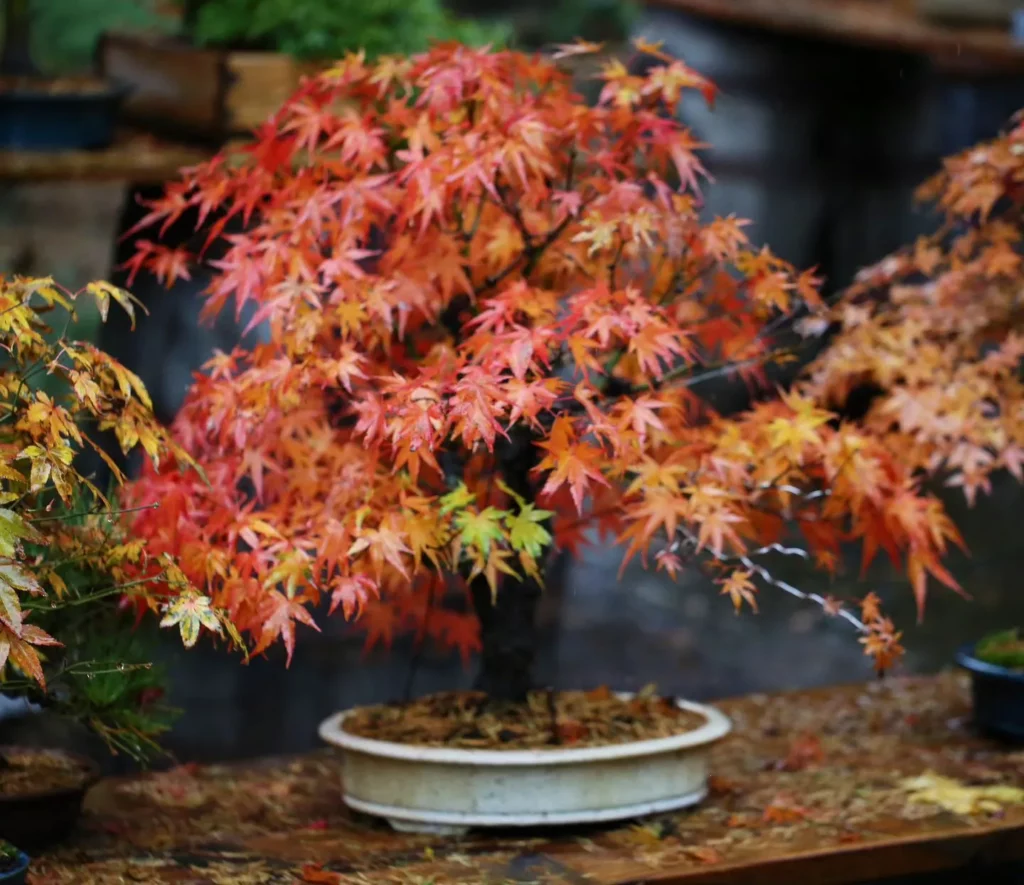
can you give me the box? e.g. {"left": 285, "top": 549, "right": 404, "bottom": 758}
{"left": 27, "top": 673, "right": 1024, "bottom": 884}
{"left": 0, "top": 132, "right": 210, "bottom": 183}
{"left": 644, "top": 0, "right": 1024, "bottom": 73}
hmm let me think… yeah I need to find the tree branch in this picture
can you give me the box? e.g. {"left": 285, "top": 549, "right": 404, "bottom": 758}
{"left": 672, "top": 526, "right": 867, "bottom": 635}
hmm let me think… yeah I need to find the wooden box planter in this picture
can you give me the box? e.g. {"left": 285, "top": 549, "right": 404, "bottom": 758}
{"left": 96, "top": 32, "right": 324, "bottom": 142}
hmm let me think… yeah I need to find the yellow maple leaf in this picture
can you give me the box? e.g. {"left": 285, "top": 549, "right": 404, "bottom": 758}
{"left": 900, "top": 773, "right": 1024, "bottom": 815}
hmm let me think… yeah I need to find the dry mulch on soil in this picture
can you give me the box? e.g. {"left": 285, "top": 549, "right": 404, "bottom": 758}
{"left": 24, "top": 672, "right": 1024, "bottom": 885}
{"left": 340, "top": 686, "right": 707, "bottom": 749}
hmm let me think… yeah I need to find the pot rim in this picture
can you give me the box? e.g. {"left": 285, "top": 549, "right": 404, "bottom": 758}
{"left": 0, "top": 849, "right": 29, "bottom": 880}
{"left": 955, "top": 641, "right": 1024, "bottom": 684}
{"left": 319, "top": 692, "right": 731, "bottom": 766}
{"left": 0, "top": 746, "right": 100, "bottom": 804}
{"left": 0, "top": 77, "right": 132, "bottom": 101}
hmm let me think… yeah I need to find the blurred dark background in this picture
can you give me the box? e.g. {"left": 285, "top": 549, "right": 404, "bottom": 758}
{"left": 2, "top": 0, "right": 1024, "bottom": 770}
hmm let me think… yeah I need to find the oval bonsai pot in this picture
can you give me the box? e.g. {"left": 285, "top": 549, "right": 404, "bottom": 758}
{"left": 0, "top": 748, "right": 100, "bottom": 852}
{"left": 319, "top": 693, "right": 731, "bottom": 835}
{"left": 0, "top": 849, "right": 28, "bottom": 885}
{"left": 0, "top": 76, "right": 130, "bottom": 151}
{"left": 955, "top": 642, "right": 1024, "bottom": 743}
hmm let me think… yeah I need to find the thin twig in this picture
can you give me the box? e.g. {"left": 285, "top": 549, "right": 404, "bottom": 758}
{"left": 28, "top": 501, "right": 159, "bottom": 524}
{"left": 676, "top": 525, "right": 867, "bottom": 634}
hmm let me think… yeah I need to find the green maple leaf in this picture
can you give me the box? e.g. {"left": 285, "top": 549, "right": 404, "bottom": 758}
{"left": 440, "top": 482, "right": 477, "bottom": 516}
{"left": 505, "top": 504, "right": 553, "bottom": 559}
{"left": 0, "top": 508, "right": 41, "bottom": 558}
{"left": 454, "top": 507, "right": 507, "bottom": 556}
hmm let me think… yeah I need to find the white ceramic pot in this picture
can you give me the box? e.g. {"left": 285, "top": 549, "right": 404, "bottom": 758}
{"left": 317, "top": 695, "right": 731, "bottom": 835}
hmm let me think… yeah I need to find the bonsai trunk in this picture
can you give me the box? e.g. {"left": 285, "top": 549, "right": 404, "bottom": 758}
{"left": 469, "top": 571, "right": 543, "bottom": 704}
{"left": 1, "top": 0, "right": 36, "bottom": 76}
{"left": 467, "top": 427, "right": 548, "bottom": 705}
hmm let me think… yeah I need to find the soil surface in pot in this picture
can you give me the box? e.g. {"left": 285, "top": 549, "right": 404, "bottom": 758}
{"left": 975, "top": 628, "right": 1024, "bottom": 670}
{"left": 341, "top": 686, "right": 708, "bottom": 749}
{"left": 0, "top": 748, "right": 93, "bottom": 797}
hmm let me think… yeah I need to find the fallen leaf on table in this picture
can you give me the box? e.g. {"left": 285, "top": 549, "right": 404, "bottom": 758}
{"left": 299, "top": 863, "right": 343, "bottom": 884}
{"left": 900, "top": 773, "right": 1024, "bottom": 815}
{"left": 762, "top": 802, "right": 809, "bottom": 824}
{"left": 780, "top": 733, "right": 824, "bottom": 771}
{"left": 708, "top": 774, "right": 741, "bottom": 796}
{"left": 621, "top": 822, "right": 667, "bottom": 847}
{"left": 683, "top": 845, "right": 722, "bottom": 864}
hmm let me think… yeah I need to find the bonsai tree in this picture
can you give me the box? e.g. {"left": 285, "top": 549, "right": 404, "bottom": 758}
{"left": 120, "top": 41, "right": 1022, "bottom": 706}
{"left": 0, "top": 276, "right": 235, "bottom": 761}
{"left": 178, "top": 0, "right": 511, "bottom": 60}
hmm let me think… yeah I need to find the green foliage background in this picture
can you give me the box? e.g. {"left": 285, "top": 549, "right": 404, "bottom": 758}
{"left": 11, "top": 0, "right": 175, "bottom": 74}
{"left": 3, "top": 0, "right": 636, "bottom": 74}
{"left": 187, "top": 0, "right": 511, "bottom": 59}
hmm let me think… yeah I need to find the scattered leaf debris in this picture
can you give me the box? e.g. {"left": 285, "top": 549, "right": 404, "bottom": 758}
{"left": 23, "top": 674, "right": 1024, "bottom": 885}
{"left": 341, "top": 686, "right": 707, "bottom": 749}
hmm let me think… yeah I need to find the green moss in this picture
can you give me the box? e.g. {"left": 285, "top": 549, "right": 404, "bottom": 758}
{"left": 975, "top": 628, "right": 1024, "bottom": 670}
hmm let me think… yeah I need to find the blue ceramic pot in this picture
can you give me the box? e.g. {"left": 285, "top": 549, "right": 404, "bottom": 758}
{"left": 0, "top": 77, "right": 130, "bottom": 151}
{"left": 955, "top": 642, "right": 1024, "bottom": 743}
{"left": 0, "top": 850, "right": 29, "bottom": 885}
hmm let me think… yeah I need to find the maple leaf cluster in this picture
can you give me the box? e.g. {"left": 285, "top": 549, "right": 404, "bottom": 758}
{"left": 120, "top": 39, "right": 1008, "bottom": 677}
{"left": 799, "top": 115, "right": 1024, "bottom": 619}
{"left": 0, "top": 276, "right": 236, "bottom": 758}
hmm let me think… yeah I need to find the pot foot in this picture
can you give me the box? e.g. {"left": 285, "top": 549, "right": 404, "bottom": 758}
{"left": 386, "top": 818, "right": 470, "bottom": 836}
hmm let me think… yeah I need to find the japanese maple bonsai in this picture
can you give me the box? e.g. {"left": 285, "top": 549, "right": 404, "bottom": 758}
{"left": 0, "top": 275, "right": 233, "bottom": 848}
{"left": 121, "top": 40, "right": 1022, "bottom": 740}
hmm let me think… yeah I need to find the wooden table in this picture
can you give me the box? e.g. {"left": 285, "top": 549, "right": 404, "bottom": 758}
{"left": 27, "top": 673, "right": 1024, "bottom": 885}
{"left": 0, "top": 131, "right": 210, "bottom": 183}
{"left": 644, "top": 0, "right": 1024, "bottom": 74}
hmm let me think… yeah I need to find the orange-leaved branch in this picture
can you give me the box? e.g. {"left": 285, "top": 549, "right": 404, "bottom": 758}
{"left": 798, "top": 115, "right": 1024, "bottom": 623}
{"left": 120, "top": 39, "right": 1010, "bottom": 697}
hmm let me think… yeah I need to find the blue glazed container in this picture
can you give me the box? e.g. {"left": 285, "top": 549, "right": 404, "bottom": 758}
{"left": 0, "top": 77, "right": 129, "bottom": 151}
{"left": 0, "top": 850, "right": 29, "bottom": 885}
{"left": 955, "top": 642, "right": 1024, "bottom": 743}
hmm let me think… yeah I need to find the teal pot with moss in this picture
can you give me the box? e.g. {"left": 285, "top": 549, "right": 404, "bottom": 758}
{"left": 955, "top": 629, "right": 1024, "bottom": 743}
{"left": 0, "top": 841, "right": 28, "bottom": 885}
